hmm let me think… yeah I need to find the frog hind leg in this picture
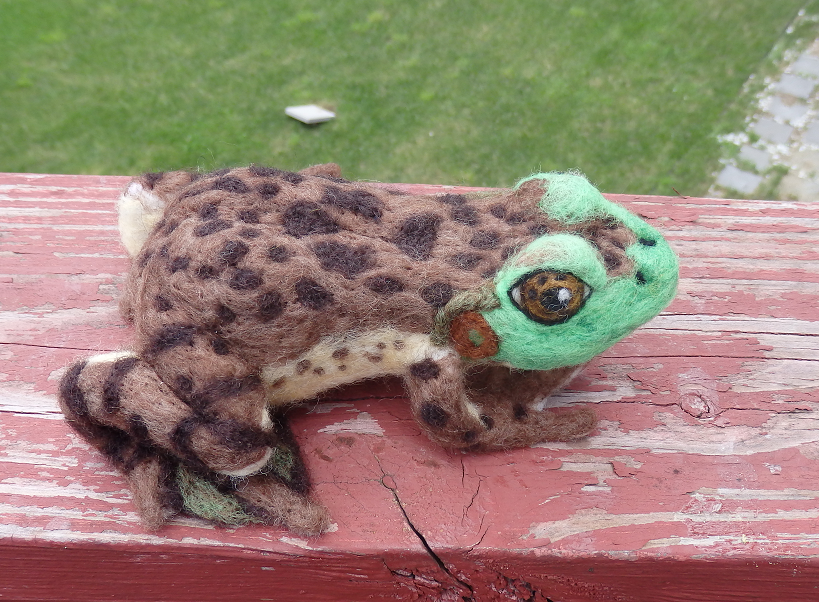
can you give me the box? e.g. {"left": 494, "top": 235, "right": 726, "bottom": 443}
{"left": 58, "top": 353, "right": 329, "bottom": 533}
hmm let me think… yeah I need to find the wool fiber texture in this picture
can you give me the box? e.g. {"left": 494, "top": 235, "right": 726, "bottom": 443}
{"left": 58, "top": 164, "right": 679, "bottom": 533}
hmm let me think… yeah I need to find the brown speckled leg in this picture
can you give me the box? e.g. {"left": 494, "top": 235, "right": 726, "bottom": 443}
{"left": 464, "top": 364, "right": 596, "bottom": 449}
{"left": 404, "top": 357, "right": 595, "bottom": 450}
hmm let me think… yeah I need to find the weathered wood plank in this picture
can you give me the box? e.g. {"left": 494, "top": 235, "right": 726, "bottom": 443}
{"left": 1, "top": 173, "right": 818, "bottom": 601}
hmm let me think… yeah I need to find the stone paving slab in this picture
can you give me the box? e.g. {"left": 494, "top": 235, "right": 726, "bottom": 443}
{"left": 739, "top": 145, "right": 771, "bottom": 171}
{"left": 712, "top": 33, "right": 819, "bottom": 201}
{"left": 775, "top": 73, "right": 817, "bottom": 99}
{"left": 766, "top": 96, "right": 809, "bottom": 124}
{"left": 802, "top": 121, "right": 819, "bottom": 146}
{"left": 791, "top": 53, "right": 819, "bottom": 77}
{"left": 752, "top": 116, "right": 794, "bottom": 144}
{"left": 715, "top": 165, "right": 762, "bottom": 194}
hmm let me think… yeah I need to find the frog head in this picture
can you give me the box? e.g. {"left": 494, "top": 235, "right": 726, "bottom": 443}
{"left": 444, "top": 172, "right": 679, "bottom": 370}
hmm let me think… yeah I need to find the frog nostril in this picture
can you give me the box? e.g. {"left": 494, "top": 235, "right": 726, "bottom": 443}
{"left": 638, "top": 238, "right": 657, "bottom": 247}
{"left": 635, "top": 271, "right": 647, "bottom": 285}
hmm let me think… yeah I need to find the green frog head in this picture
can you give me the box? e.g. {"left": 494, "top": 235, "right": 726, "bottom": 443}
{"left": 444, "top": 172, "right": 679, "bottom": 370}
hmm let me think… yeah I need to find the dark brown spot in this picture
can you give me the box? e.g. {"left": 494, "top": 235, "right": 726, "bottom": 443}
{"left": 321, "top": 186, "right": 383, "bottom": 222}
{"left": 258, "top": 290, "right": 285, "bottom": 321}
{"left": 409, "top": 359, "right": 440, "bottom": 381}
{"left": 190, "top": 375, "right": 262, "bottom": 410}
{"left": 267, "top": 245, "right": 291, "bottom": 262}
{"left": 393, "top": 340, "right": 405, "bottom": 350}
{"left": 462, "top": 430, "right": 477, "bottom": 443}
{"left": 505, "top": 212, "right": 526, "bottom": 225}
{"left": 337, "top": 364, "right": 347, "bottom": 371}
{"left": 365, "top": 353, "right": 383, "bottom": 363}
{"left": 215, "top": 304, "right": 236, "bottom": 325}
{"left": 164, "top": 221, "right": 179, "bottom": 235}
{"left": 229, "top": 269, "right": 263, "bottom": 290}
{"left": 269, "top": 377, "right": 286, "bottom": 389}
{"left": 469, "top": 230, "right": 500, "bottom": 250}
{"left": 196, "top": 265, "right": 219, "bottom": 280}
{"left": 248, "top": 164, "right": 280, "bottom": 177}
{"left": 603, "top": 252, "right": 621, "bottom": 271}
{"left": 420, "top": 282, "right": 454, "bottom": 307}
{"left": 313, "top": 367, "right": 325, "bottom": 376}
{"left": 295, "top": 278, "right": 334, "bottom": 309}
{"left": 317, "top": 175, "right": 350, "bottom": 184}
{"left": 513, "top": 404, "right": 528, "bottom": 420}
{"left": 170, "top": 256, "right": 190, "bottom": 273}
{"left": 58, "top": 361, "right": 89, "bottom": 419}
{"left": 175, "top": 375, "right": 193, "bottom": 397}
{"left": 296, "top": 359, "right": 311, "bottom": 374}
{"left": 450, "top": 252, "right": 483, "bottom": 271}
{"left": 489, "top": 204, "right": 506, "bottom": 219}
{"left": 155, "top": 295, "right": 173, "bottom": 312}
{"left": 280, "top": 171, "right": 304, "bottom": 185}
{"left": 377, "top": 342, "right": 386, "bottom": 350}
{"left": 199, "top": 203, "right": 219, "bottom": 220}
{"left": 212, "top": 175, "right": 250, "bottom": 194}
{"left": 420, "top": 404, "right": 449, "bottom": 429}
{"left": 238, "top": 209, "right": 260, "bottom": 224}
{"left": 102, "top": 356, "right": 139, "bottom": 413}
{"left": 211, "top": 337, "right": 230, "bottom": 355}
{"left": 332, "top": 347, "right": 349, "bottom": 360}
{"left": 529, "top": 223, "right": 551, "bottom": 236}
{"left": 239, "top": 228, "right": 261, "bottom": 238}
{"left": 438, "top": 193, "right": 467, "bottom": 205}
{"left": 138, "top": 251, "right": 153, "bottom": 268}
{"left": 450, "top": 204, "right": 479, "bottom": 226}
{"left": 481, "top": 266, "right": 499, "bottom": 279}
{"left": 257, "top": 181, "right": 281, "bottom": 198}
{"left": 394, "top": 213, "right": 442, "bottom": 260}
{"left": 312, "top": 240, "right": 374, "bottom": 278}
{"left": 218, "top": 240, "right": 250, "bottom": 266}
{"left": 144, "top": 172, "right": 165, "bottom": 189}
{"left": 282, "top": 201, "right": 339, "bottom": 237}
{"left": 147, "top": 324, "right": 196, "bottom": 355}
{"left": 159, "top": 244, "right": 169, "bottom": 258}
{"left": 501, "top": 246, "right": 518, "bottom": 261}
{"left": 365, "top": 275, "right": 405, "bottom": 295}
{"left": 194, "top": 219, "right": 232, "bottom": 237}
{"left": 480, "top": 415, "right": 494, "bottom": 430}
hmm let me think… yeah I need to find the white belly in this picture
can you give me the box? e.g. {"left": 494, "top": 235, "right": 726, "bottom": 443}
{"left": 261, "top": 328, "right": 452, "bottom": 404}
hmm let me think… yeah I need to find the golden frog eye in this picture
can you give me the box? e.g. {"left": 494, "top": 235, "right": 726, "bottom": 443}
{"left": 508, "top": 271, "right": 591, "bottom": 325}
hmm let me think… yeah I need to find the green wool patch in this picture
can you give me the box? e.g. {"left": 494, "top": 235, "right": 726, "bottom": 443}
{"left": 485, "top": 172, "right": 678, "bottom": 370}
{"left": 176, "top": 465, "right": 260, "bottom": 525}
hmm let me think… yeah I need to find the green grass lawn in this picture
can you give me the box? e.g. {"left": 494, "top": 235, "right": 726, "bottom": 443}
{"left": 0, "top": 0, "right": 815, "bottom": 194}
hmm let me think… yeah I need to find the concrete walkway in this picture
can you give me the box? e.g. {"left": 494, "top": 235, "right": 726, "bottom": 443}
{"left": 712, "top": 39, "right": 819, "bottom": 201}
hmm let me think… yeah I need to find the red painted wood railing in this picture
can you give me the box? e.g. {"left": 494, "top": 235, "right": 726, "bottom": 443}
{"left": 1, "top": 173, "right": 818, "bottom": 601}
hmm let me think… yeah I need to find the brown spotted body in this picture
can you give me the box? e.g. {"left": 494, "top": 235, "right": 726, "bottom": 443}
{"left": 58, "top": 163, "right": 639, "bottom": 534}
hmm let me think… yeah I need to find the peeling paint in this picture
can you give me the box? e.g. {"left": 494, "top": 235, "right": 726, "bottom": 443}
{"left": 318, "top": 412, "right": 385, "bottom": 436}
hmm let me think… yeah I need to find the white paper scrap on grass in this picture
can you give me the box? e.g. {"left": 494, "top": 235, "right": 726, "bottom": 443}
{"left": 285, "top": 104, "right": 336, "bottom": 124}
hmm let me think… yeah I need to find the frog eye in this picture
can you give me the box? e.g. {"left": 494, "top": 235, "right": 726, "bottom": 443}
{"left": 508, "top": 271, "right": 591, "bottom": 325}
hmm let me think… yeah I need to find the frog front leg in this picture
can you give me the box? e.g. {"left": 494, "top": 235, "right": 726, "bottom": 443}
{"left": 463, "top": 364, "right": 596, "bottom": 449}
{"left": 404, "top": 353, "right": 595, "bottom": 450}
{"left": 403, "top": 350, "right": 488, "bottom": 448}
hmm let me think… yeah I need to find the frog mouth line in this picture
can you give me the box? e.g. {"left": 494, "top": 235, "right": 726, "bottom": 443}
{"left": 509, "top": 270, "right": 592, "bottom": 326}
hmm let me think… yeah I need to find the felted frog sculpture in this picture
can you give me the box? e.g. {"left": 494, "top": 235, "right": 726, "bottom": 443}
{"left": 59, "top": 164, "right": 678, "bottom": 535}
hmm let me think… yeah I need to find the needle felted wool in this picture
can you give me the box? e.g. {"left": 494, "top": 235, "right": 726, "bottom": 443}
{"left": 58, "top": 164, "right": 679, "bottom": 535}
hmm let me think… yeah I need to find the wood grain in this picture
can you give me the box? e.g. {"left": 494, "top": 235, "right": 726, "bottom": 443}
{"left": 1, "top": 174, "right": 818, "bottom": 601}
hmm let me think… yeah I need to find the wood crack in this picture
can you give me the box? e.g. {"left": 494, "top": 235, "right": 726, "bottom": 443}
{"left": 375, "top": 456, "right": 475, "bottom": 600}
